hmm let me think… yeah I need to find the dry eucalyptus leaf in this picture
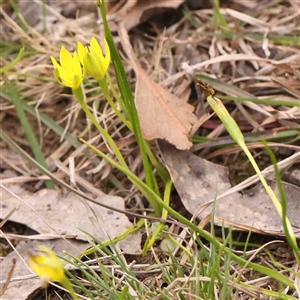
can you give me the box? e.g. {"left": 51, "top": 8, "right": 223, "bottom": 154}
{"left": 0, "top": 239, "right": 87, "bottom": 300}
{"left": 0, "top": 185, "right": 141, "bottom": 255}
{"left": 107, "top": 0, "right": 184, "bottom": 31}
{"left": 159, "top": 142, "right": 300, "bottom": 238}
{"left": 135, "top": 65, "right": 197, "bottom": 150}
{"left": 118, "top": 24, "right": 197, "bottom": 150}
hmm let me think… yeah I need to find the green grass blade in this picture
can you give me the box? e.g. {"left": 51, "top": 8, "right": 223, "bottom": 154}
{"left": 0, "top": 47, "right": 24, "bottom": 72}
{"left": 219, "top": 95, "right": 300, "bottom": 107}
{"left": 4, "top": 79, "right": 54, "bottom": 189}
{"left": 210, "top": 0, "right": 229, "bottom": 34}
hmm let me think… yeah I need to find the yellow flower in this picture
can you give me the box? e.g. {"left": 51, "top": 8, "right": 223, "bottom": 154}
{"left": 29, "top": 245, "right": 78, "bottom": 300}
{"left": 29, "top": 245, "right": 65, "bottom": 283}
{"left": 51, "top": 47, "right": 84, "bottom": 89}
{"left": 77, "top": 37, "right": 110, "bottom": 80}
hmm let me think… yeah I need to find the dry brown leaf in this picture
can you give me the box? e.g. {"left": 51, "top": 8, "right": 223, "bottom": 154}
{"left": 135, "top": 65, "right": 197, "bottom": 149}
{"left": 118, "top": 24, "right": 197, "bottom": 150}
{"left": 107, "top": 0, "right": 184, "bottom": 31}
{"left": 0, "top": 185, "right": 141, "bottom": 255}
{"left": 159, "top": 141, "right": 300, "bottom": 238}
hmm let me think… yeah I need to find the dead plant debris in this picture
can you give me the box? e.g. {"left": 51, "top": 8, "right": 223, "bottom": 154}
{"left": 1, "top": 0, "right": 299, "bottom": 299}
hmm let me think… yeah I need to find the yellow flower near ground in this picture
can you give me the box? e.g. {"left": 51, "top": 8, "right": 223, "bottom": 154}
{"left": 29, "top": 245, "right": 78, "bottom": 300}
{"left": 77, "top": 37, "right": 110, "bottom": 80}
{"left": 29, "top": 245, "right": 65, "bottom": 283}
{"left": 51, "top": 47, "right": 84, "bottom": 89}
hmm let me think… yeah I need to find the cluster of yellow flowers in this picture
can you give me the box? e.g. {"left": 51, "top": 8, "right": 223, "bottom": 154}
{"left": 51, "top": 37, "right": 110, "bottom": 89}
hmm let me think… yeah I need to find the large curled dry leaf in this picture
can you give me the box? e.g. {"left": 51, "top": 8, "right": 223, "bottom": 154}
{"left": 159, "top": 141, "right": 300, "bottom": 238}
{"left": 118, "top": 24, "right": 197, "bottom": 150}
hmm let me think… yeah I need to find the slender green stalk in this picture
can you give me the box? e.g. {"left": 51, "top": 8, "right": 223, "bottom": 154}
{"left": 168, "top": 233, "right": 193, "bottom": 257}
{"left": 98, "top": 78, "right": 132, "bottom": 129}
{"left": 219, "top": 95, "right": 300, "bottom": 107}
{"left": 104, "top": 72, "right": 169, "bottom": 182}
{"left": 142, "top": 180, "right": 172, "bottom": 255}
{"left": 210, "top": 0, "right": 229, "bottom": 34}
{"left": 72, "top": 87, "right": 128, "bottom": 169}
{"left": 198, "top": 80, "right": 299, "bottom": 266}
{"left": 263, "top": 141, "right": 300, "bottom": 264}
{"left": 82, "top": 218, "right": 145, "bottom": 256}
{"left": 79, "top": 137, "right": 162, "bottom": 216}
{"left": 98, "top": 0, "right": 161, "bottom": 198}
{"left": 118, "top": 286, "right": 128, "bottom": 300}
{"left": 0, "top": 128, "right": 162, "bottom": 222}
{"left": 60, "top": 277, "right": 78, "bottom": 300}
{"left": 105, "top": 72, "right": 126, "bottom": 112}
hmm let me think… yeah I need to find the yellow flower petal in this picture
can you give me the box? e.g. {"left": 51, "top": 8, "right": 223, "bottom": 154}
{"left": 60, "top": 47, "right": 73, "bottom": 69}
{"left": 29, "top": 245, "right": 65, "bottom": 283}
{"left": 72, "top": 52, "right": 82, "bottom": 76}
{"left": 50, "top": 56, "right": 59, "bottom": 69}
{"left": 50, "top": 47, "right": 84, "bottom": 89}
{"left": 103, "top": 38, "right": 111, "bottom": 70}
{"left": 90, "top": 36, "right": 104, "bottom": 58}
{"left": 77, "top": 42, "right": 86, "bottom": 65}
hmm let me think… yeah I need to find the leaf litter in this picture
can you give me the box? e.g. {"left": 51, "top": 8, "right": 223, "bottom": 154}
{"left": 106, "top": 0, "right": 184, "bottom": 32}
{"left": 159, "top": 141, "right": 300, "bottom": 238}
{"left": 1, "top": 0, "right": 300, "bottom": 298}
{"left": 0, "top": 184, "right": 141, "bottom": 254}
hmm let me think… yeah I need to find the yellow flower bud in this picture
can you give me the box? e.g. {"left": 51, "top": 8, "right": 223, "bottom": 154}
{"left": 77, "top": 37, "right": 110, "bottom": 80}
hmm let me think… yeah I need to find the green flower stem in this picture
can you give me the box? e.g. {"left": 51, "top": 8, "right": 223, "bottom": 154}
{"left": 144, "top": 142, "right": 170, "bottom": 183}
{"left": 205, "top": 92, "right": 300, "bottom": 265}
{"left": 98, "top": 78, "right": 131, "bottom": 130}
{"left": 2, "top": 127, "right": 294, "bottom": 288}
{"left": 142, "top": 179, "right": 172, "bottom": 255}
{"left": 118, "top": 286, "right": 129, "bottom": 300}
{"left": 100, "top": 76, "right": 169, "bottom": 182}
{"left": 264, "top": 142, "right": 300, "bottom": 264}
{"left": 72, "top": 87, "right": 128, "bottom": 169}
{"left": 60, "top": 276, "right": 78, "bottom": 300}
{"left": 210, "top": 0, "right": 229, "bottom": 34}
{"left": 98, "top": 0, "right": 161, "bottom": 199}
{"left": 79, "top": 137, "right": 160, "bottom": 218}
{"left": 102, "top": 74, "right": 169, "bottom": 182}
{"left": 105, "top": 72, "right": 126, "bottom": 112}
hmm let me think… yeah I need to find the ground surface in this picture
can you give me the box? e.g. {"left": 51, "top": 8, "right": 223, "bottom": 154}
{"left": 1, "top": 0, "right": 299, "bottom": 299}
